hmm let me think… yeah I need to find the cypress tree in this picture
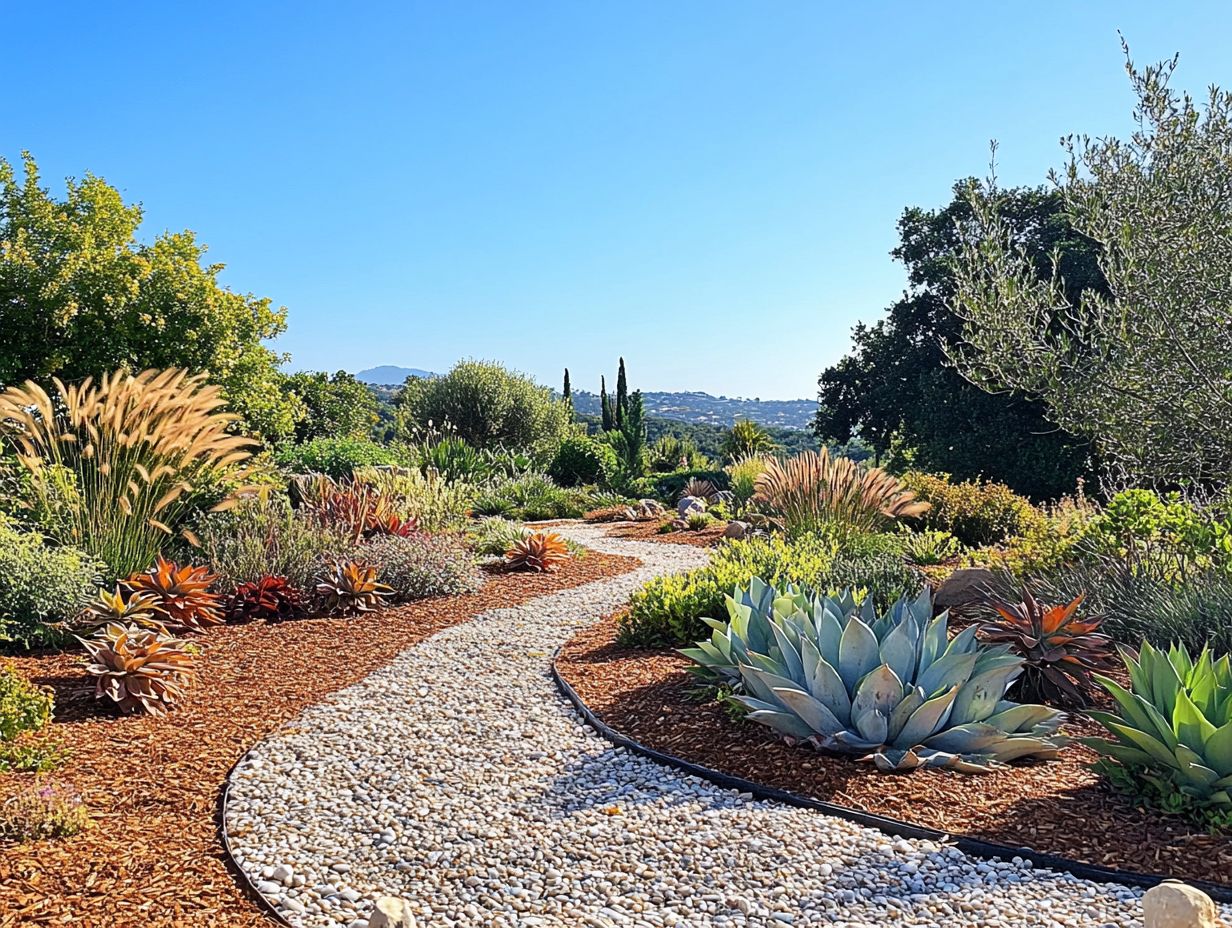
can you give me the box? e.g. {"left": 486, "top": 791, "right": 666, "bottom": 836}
{"left": 619, "top": 390, "right": 646, "bottom": 475}
{"left": 615, "top": 357, "right": 628, "bottom": 428}
{"left": 600, "top": 375, "right": 613, "bottom": 431}
{"left": 562, "top": 368, "right": 571, "bottom": 403}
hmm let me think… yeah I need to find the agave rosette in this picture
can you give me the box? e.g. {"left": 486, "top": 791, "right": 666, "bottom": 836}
{"left": 682, "top": 577, "right": 1065, "bottom": 773}
{"left": 79, "top": 622, "right": 198, "bottom": 715}
{"left": 1085, "top": 641, "right": 1232, "bottom": 812}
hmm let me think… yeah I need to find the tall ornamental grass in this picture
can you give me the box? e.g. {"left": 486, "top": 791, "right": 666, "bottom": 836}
{"left": 754, "top": 449, "right": 928, "bottom": 539}
{"left": 0, "top": 369, "right": 256, "bottom": 578}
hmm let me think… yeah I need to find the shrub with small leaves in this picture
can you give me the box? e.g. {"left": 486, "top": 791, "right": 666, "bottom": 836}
{"left": 468, "top": 517, "right": 529, "bottom": 557}
{"left": 901, "top": 471, "right": 1041, "bottom": 547}
{"left": 0, "top": 665, "right": 53, "bottom": 748}
{"left": 0, "top": 516, "right": 103, "bottom": 648}
{"left": 361, "top": 533, "right": 484, "bottom": 601}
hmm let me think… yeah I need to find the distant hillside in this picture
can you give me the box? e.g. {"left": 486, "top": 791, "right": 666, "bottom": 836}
{"left": 356, "top": 365, "right": 436, "bottom": 385}
{"left": 570, "top": 389, "right": 815, "bottom": 430}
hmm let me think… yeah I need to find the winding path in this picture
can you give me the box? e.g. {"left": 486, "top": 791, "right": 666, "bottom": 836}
{"left": 225, "top": 526, "right": 1230, "bottom": 928}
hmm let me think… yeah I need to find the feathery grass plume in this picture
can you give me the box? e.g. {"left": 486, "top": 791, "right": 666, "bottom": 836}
{"left": 754, "top": 448, "right": 928, "bottom": 539}
{"left": 0, "top": 369, "right": 257, "bottom": 578}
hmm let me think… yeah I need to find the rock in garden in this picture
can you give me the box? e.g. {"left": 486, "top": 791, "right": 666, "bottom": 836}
{"left": 368, "top": 896, "right": 418, "bottom": 928}
{"left": 635, "top": 499, "right": 665, "bottom": 520}
{"left": 932, "top": 566, "right": 995, "bottom": 609}
{"left": 1143, "top": 882, "right": 1223, "bottom": 928}
{"left": 677, "top": 496, "right": 707, "bottom": 518}
{"left": 723, "top": 521, "right": 750, "bottom": 539}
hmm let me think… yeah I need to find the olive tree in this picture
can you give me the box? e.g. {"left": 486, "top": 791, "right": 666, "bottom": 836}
{"left": 950, "top": 48, "right": 1232, "bottom": 488}
{"left": 396, "top": 360, "right": 572, "bottom": 451}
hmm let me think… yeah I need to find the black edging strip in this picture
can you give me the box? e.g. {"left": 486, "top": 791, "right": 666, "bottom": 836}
{"left": 551, "top": 656, "right": 1232, "bottom": 905}
{"left": 218, "top": 758, "right": 295, "bottom": 927}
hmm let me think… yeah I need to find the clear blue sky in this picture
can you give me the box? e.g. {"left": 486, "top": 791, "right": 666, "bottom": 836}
{"left": 4, "top": 3, "right": 1230, "bottom": 399}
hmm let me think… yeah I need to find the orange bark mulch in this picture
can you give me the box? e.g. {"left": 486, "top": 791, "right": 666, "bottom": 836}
{"left": 0, "top": 549, "right": 638, "bottom": 928}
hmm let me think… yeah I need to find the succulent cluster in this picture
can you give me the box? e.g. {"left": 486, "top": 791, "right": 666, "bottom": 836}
{"left": 79, "top": 586, "right": 165, "bottom": 632}
{"left": 682, "top": 578, "right": 1066, "bottom": 772}
{"left": 79, "top": 622, "right": 199, "bottom": 715}
{"left": 1085, "top": 641, "right": 1232, "bottom": 822}
{"left": 979, "top": 589, "right": 1118, "bottom": 707}
{"left": 505, "top": 531, "right": 570, "bottom": 573}
{"left": 226, "top": 576, "right": 307, "bottom": 622}
{"left": 315, "top": 560, "right": 393, "bottom": 615}
{"left": 124, "top": 557, "right": 223, "bottom": 632}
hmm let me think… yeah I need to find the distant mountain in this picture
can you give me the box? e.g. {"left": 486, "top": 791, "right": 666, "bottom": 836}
{"left": 356, "top": 365, "right": 436, "bottom": 385}
{"left": 570, "top": 389, "right": 815, "bottom": 431}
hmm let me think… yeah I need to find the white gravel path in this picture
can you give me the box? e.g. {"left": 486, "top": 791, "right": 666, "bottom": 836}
{"left": 225, "top": 525, "right": 1231, "bottom": 928}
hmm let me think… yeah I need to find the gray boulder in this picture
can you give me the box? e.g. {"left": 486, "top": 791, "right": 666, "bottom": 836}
{"left": 723, "top": 521, "right": 751, "bottom": 540}
{"left": 932, "top": 567, "right": 995, "bottom": 610}
{"left": 677, "top": 496, "right": 707, "bottom": 518}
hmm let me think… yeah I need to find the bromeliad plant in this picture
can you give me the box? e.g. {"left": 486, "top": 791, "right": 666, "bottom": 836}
{"left": 79, "top": 623, "right": 199, "bottom": 715}
{"left": 226, "top": 576, "right": 307, "bottom": 622}
{"left": 0, "top": 368, "right": 256, "bottom": 578}
{"left": 314, "top": 560, "right": 393, "bottom": 615}
{"left": 1085, "top": 641, "right": 1232, "bottom": 826}
{"left": 78, "top": 586, "right": 165, "bottom": 633}
{"left": 505, "top": 531, "right": 570, "bottom": 573}
{"left": 124, "top": 556, "right": 224, "bottom": 632}
{"left": 979, "top": 589, "right": 1118, "bottom": 707}
{"left": 681, "top": 578, "right": 1065, "bottom": 772}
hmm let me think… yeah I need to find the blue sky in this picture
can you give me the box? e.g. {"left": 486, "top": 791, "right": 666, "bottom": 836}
{"left": 4, "top": 3, "right": 1230, "bottom": 399}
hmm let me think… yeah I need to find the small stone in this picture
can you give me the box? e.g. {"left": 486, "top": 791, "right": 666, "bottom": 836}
{"left": 367, "top": 896, "right": 417, "bottom": 928}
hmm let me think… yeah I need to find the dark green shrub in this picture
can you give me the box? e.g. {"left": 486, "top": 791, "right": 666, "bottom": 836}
{"left": 548, "top": 434, "right": 617, "bottom": 487}
{"left": 275, "top": 437, "right": 404, "bottom": 479}
{"left": 0, "top": 518, "right": 103, "bottom": 648}
{"left": 472, "top": 473, "right": 588, "bottom": 521}
{"left": 901, "top": 471, "right": 1040, "bottom": 546}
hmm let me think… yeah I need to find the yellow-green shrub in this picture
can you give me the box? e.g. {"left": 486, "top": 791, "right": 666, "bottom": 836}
{"left": 901, "top": 471, "right": 1041, "bottom": 547}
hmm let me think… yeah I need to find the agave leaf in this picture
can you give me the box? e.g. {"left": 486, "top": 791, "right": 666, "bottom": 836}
{"left": 853, "top": 707, "right": 889, "bottom": 745}
{"left": 1087, "top": 713, "right": 1180, "bottom": 770}
{"left": 893, "top": 686, "right": 958, "bottom": 748}
{"left": 886, "top": 686, "right": 926, "bottom": 743}
{"left": 1175, "top": 744, "right": 1221, "bottom": 788}
{"left": 851, "top": 664, "right": 904, "bottom": 723}
{"left": 744, "top": 708, "right": 817, "bottom": 739}
{"left": 982, "top": 702, "right": 1063, "bottom": 735}
{"left": 1173, "top": 687, "right": 1218, "bottom": 757}
{"left": 807, "top": 656, "right": 853, "bottom": 726}
{"left": 949, "top": 664, "right": 1022, "bottom": 725}
{"left": 815, "top": 608, "right": 844, "bottom": 669}
{"left": 1080, "top": 737, "right": 1155, "bottom": 767}
{"left": 917, "top": 651, "right": 978, "bottom": 698}
{"left": 837, "top": 617, "right": 879, "bottom": 692}
{"left": 879, "top": 619, "right": 917, "bottom": 686}
{"left": 771, "top": 685, "right": 842, "bottom": 736}
{"left": 1206, "top": 721, "right": 1232, "bottom": 777}
{"left": 768, "top": 621, "right": 805, "bottom": 684}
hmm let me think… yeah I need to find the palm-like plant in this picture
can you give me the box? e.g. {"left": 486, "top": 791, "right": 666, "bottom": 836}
{"left": 754, "top": 449, "right": 928, "bottom": 539}
{"left": 722, "top": 420, "right": 777, "bottom": 462}
{"left": 0, "top": 368, "right": 256, "bottom": 577}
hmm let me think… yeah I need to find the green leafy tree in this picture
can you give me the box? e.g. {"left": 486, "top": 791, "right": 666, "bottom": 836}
{"left": 0, "top": 153, "right": 298, "bottom": 442}
{"left": 952, "top": 49, "right": 1232, "bottom": 489}
{"left": 815, "top": 182, "right": 1103, "bottom": 499}
{"left": 396, "top": 359, "right": 571, "bottom": 451}
{"left": 282, "top": 370, "right": 379, "bottom": 443}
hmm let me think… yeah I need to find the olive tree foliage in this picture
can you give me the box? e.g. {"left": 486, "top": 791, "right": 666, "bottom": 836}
{"left": 0, "top": 153, "right": 298, "bottom": 442}
{"left": 395, "top": 360, "right": 572, "bottom": 451}
{"left": 950, "top": 50, "right": 1232, "bottom": 489}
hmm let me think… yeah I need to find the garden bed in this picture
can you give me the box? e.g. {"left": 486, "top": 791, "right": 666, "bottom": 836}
{"left": 603, "top": 519, "right": 730, "bottom": 548}
{"left": 556, "top": 610, "right": 1232, "bottom": 891}
{"left": 0, "top": 549, "right": 638, "bottom": 928}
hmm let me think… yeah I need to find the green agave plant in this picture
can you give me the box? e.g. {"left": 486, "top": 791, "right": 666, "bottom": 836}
{"left": 681, "top": 578, "right": 1066, "bottom": 772}
{"left": 1085, "top": 641, "right": 1232, "bottom": 814}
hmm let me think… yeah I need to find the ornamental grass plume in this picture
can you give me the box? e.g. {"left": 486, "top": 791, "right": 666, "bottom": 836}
{"left": 0, "top": 368, "right": 257, "bottom": 578}
{"left": 753, "top": 448, "right": 928, "bottom": 539}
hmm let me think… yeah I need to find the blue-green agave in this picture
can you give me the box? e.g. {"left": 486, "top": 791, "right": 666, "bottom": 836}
{"left": 1085, "top": 641, "right": 1232, "bottom": 813}
{"left": 681, "top": 578, "right": 1066, "bottom": 772}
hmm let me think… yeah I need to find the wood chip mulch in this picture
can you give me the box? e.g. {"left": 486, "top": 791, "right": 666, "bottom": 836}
{"left": 602, "top": 520, "right": 730, "bottom": 548}
{"left": 0, "top": 550, "right": 638, "bottom": 928}
{"left": 556, "top": 611, "right": 1232, "bottom": 890}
